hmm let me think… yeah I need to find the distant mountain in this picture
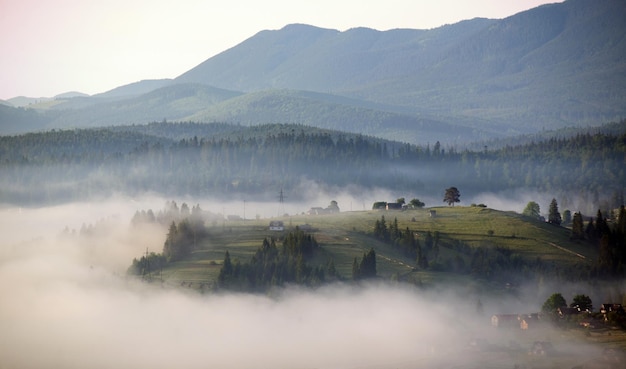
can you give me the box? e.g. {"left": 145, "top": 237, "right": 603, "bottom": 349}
{"left": 45, "top": 83, "right": 242, "bottom": 128}
{"left": 176, "top": 0, "right": 626, "bottom": 131}
{"left": 6, "top": 96, "right": 53, "bottom": 108}
{"left": 1, "top": 0, "right": 624, "bottom": 144}
{"left": 93, "top": 79, "right": 173, "bottom": 99}
{"left": 0, "top": 104, "right": 55, "bottom": 134}
{"left": 53, "top": 91, "right": 89, "bottom": 99}
{"left": 186, "top": 89, "right": 492, "bottom": 144}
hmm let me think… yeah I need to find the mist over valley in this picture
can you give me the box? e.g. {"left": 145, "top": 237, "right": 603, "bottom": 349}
{"left": 2, "top": 0, "right": 626, "bottom": 367}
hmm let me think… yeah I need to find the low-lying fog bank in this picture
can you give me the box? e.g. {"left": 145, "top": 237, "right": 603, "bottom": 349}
{"left": 0, "top": 198, "right": 618, "bottom": 368}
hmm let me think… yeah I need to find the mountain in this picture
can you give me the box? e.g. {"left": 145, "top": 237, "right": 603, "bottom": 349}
{"left": 6, "top": 96, "right": 53, "bottom": 108}
{"left": 176, "top": 0, "right": 626, "bottom": 131}
{"left": 48, "top": 83, "right": 242, "bottom": 128}
{"left": 186, "top": 89, "right": 493, "bottom": 144}
{"left": 1, "top": 0, "right": 624, "bottom": 144}
{"left": 0, "top": 104, "right": 54, "bottom": 134}
{"left": 93, "top": 79, "right": 173, "bottom": 99}
{"left": 53, "top": 91, "right": 89, "bottom": 99}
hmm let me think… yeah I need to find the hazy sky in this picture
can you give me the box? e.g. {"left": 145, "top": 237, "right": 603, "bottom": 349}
{"left": 0, "top": 0, "right": 563, "bottom": 100}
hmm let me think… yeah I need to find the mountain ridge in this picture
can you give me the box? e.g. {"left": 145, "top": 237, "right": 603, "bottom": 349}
{"left": 1, "top": 0, "right": 624, "bottom": 144}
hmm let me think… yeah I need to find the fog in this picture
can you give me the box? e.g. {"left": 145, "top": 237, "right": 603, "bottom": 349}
{"left": 0, "top": 198, "right": 614, "bottom": 368}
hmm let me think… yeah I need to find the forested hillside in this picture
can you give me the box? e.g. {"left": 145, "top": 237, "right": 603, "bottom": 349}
{"left": 1, "top": 121, "right": 624, "bottom": 214}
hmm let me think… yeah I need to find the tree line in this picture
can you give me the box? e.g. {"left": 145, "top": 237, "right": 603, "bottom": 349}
{"left": 216, "top": 229, "right": 338, "bottom": 292}
{"left": 1, "top": 122, "right": 624, "bottom": 213}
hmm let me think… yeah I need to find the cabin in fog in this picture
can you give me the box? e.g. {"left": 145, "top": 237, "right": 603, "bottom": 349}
{"left": 491, "top": 314, "right": 520, "bottom": 328}
{"left": 557, "top": 307, "right": 580, "bottom": 317}
{"left": 519, "top": 313, "right": 540, "bottom": 330}
{"left": 492, "top": 313, "right": 542, "bottom": 330}
{"left": 429, "top": 210, "right": 437, "bottom": 217}
{"left": 269, "top": 221, "right": 284, "bottom": 231}
{"left": 386, "top": 202, "right": 403, "bottom": 210}
{"left": 307, "top": 207, "right": 327, "bottom": 215}
{"left": 600, "top": 303, "right": 623, "bottom": 314}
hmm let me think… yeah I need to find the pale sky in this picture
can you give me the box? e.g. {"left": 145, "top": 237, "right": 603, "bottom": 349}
{"left": 0, "top": 0, "right": 563, "bottom": 100}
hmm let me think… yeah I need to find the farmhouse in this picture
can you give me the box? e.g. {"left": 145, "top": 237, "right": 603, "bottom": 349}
{"left": 558, "top": 307, "right": 580, "bottom": 317}
{"left": 307, "top": 207, "right": 328, "bottom": 215}
{"left": 519, "top": 313, "right": 540, "bottom": 330}
{"left": 386, "top": 202, "right": 403, "bottom": 210}
{"left": 269, "top": 220, "right": 284, "bottom": 231}
{"left": 491, "top": 314, "right": 520, "bottom": 328}
{"left": 600, "top": 303, "right": 624, "bottom": 314}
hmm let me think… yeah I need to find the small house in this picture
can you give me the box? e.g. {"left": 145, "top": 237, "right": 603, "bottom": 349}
{"left": 429, "top": 210, "right": 437, "bottom": 218}
{"left": 269, "top": 220, "right": 284, "bottom": 231}
{"left": 519, "top": 313, "right": 540, "bottom": 330}
{"left": 491, "top": 314, "right": 520, "bottom": 328}
{"left": 600, "top": 303, "right": 623, "bottom": 314}
{"left": 307, "top": 207, "right": 327, "bottom": 215}
{"left": 386, "top": 202, "right": 403, "bottom": 210}
{"left": 557, "top": 307, "right": 580, "bottom": 317}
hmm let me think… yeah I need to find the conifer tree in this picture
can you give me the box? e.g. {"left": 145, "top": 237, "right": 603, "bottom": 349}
{"left": 352, "top": 257, "right": 360, "bottom": 280}
{"left": 548, "top": 198, "right": 562, "bottom": 226}
{"left": 571, "top": 212, "right": 585, "bottom": 240}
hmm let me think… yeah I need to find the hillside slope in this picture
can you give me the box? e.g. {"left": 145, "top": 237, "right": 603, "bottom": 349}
{"left": 139, "top": 206, "right": 598, "bottom": 292}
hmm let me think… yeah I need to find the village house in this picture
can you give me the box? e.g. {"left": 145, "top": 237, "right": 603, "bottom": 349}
{"left": 557, "top": 307, "right": 580, "bottom": 318}
{"left": 491, "top": 314, "right": 520, "bottom": 328}
{"left": 519, "top": 313, "right": 540, "bottom": 330}
{"left": 269, "top": 220, "right": 284, "bottom": 231}
{"left": 386, "top": 202, "right": 403, "bottom": 210}
{"left": 492, "top": 313, "right": 542, "bottom": 330}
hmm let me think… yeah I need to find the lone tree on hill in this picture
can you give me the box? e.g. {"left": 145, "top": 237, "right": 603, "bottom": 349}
{"left": 548, "top": 198, "right": 562, "bottom": 226}
{"left": 522, "top": 201, "right": 541, "bottom": 220}
{"left": 443, "top": 187, "right": 460, "bottom": 206}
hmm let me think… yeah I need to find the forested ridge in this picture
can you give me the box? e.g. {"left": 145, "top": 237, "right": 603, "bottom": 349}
{"left": 1, "top": 121, "right": 624, "bottom": 212}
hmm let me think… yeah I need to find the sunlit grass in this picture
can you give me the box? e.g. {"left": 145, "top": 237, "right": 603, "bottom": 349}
{"left": 155, "top": 206, "right": 597, "bottom": 290}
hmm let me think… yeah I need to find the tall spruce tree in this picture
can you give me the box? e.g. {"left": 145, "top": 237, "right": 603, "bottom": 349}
{"left": 548, "top": 198, "right": 562, "bottom": 226}
{"left": 571, "top": 212, "right": 585, "bottom": 240}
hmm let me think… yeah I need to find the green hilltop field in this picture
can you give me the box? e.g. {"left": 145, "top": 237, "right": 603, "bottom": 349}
{"left": 140, "top": 205, "right": 597, "bottom": 293}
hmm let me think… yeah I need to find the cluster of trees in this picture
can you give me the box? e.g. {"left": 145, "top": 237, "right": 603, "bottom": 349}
{"left": 372, "top": 215, "right": 431, "bottom": 268}
{"left": 1, "top": 123, "right": 624, "bottom": 213}
{"left": 542, "top": 293, "right": 593, "bottom": 313}
{"left": 162, "top": 218, "right": 206, "bottom": 262}
{"left": 539, "top": 292, "right": 626, "bottom": 329}
{"left": 522, "top": 198, "right": 566, "bottom": 225}
{"left": 127, "top": 201, "right": 210, "bottom": 276}
{"left": 127, "top": 251, "right": 167, "bottom": 279}
{"left": 131, "top": 201, "right": 209, "bottom": 227}
{"left": 352, "top": 248, "right": 377, "bottom": 280}
{"left": 217, "top": 229, "right": 337, "bottom": 292}
{"left": 581, "top": 206, "right": 626, "bottom": 278}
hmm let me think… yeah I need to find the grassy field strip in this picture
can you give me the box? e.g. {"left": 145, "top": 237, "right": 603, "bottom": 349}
{"left": 546, "top": 242, "right": 587, "bottom": 260}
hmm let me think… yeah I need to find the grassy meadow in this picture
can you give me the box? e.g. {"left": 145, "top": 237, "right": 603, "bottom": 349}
{"left": 151, "top": 206, "right": 595, "bottom": 291}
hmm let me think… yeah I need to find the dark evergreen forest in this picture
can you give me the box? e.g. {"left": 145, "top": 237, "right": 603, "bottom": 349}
{"left": 1, "top": 121, "right": 624, "bottom": 213}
